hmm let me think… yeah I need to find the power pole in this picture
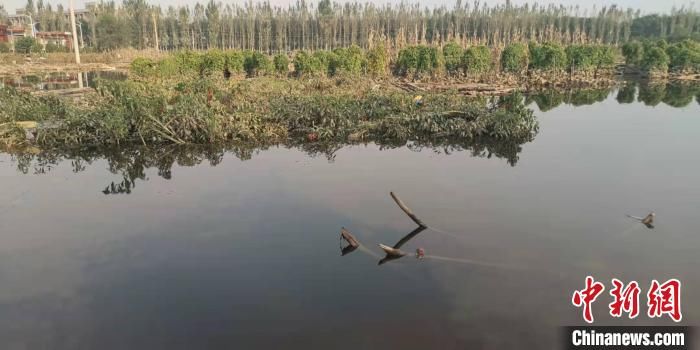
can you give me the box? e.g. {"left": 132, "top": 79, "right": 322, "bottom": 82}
{"left": 69, "top": 0, "right": 81, "bottom": 64}
{"left": 152, "top": 12, "right": 160, "bottom": 51}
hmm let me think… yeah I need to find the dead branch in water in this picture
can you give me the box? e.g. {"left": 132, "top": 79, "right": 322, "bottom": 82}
{"left": 390, "top": 191, "right": 427, "bottom": 228}
{"left": 340, "top": 227, "right": 360, "bottom": 248}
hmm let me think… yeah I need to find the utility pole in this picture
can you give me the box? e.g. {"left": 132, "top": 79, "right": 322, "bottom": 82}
{"left": 69, "top": 0, "right": 81, "bottom": 64}
{"left": 152, "top": 12, "right": 160, "bottom": 52}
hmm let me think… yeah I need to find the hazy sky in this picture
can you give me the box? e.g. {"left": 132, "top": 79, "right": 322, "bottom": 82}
{"left": 2, "top": 0, "right": 693, "bottom": 16}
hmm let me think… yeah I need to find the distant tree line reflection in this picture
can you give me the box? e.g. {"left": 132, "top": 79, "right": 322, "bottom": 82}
{"left": 527, "top": 81, "right": 700, "bottom": 111}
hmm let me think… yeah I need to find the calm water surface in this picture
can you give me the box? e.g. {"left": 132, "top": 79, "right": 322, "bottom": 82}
{"left": 1, "top": 84, "right": 699, "bottom": 349}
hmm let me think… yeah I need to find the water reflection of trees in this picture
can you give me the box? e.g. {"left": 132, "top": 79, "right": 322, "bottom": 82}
{"left": 11, "top": 128, "right": 538, "bottom": 195}
{"left": 528, "top": 81, "right": 700, "bottom": 110}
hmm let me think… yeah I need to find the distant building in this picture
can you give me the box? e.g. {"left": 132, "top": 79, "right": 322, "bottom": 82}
{"left": 0, "top": 25, "right": 8, "bottom": 43}
{"left": 36, "top": 32, "right": 74, "bottom": 50}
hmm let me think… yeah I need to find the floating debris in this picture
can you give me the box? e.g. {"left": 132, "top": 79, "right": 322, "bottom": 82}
{"left": 626, "top": 212, "right": 655, "bottom": 229}
{"left": 340, "top": 227, "right": 360, "bottom": 256}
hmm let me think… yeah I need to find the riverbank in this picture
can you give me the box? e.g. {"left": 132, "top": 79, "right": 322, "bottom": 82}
{"left": 0, "top": 75, "right": 539, "bottom": 152}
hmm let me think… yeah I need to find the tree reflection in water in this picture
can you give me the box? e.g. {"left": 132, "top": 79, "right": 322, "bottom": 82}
{"left": 9, "top": 81, "right": 700, "bottom": 196}
{"left": 10, "top": 125, "right": 539, "bottom": 196}
{"left": 526, "top": 81, "right": 700, "bottom": 111}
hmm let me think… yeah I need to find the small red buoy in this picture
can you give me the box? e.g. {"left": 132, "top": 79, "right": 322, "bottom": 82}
{"left": 416, "top": 248, "right": 425, "bottom": 259}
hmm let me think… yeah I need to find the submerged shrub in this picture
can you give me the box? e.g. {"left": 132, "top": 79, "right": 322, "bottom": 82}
{"left": 462, "top": 45, "right": 492, "bottom": 74}
{"left": 501, "top": 43, "right": 528, "bottom": 73}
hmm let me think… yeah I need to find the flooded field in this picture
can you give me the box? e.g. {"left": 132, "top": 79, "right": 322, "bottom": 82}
{"left": 1, "top": 83, "right": 699, "bottom": 349}
{"left": 0, "top": 71, "right": 127, "bottom": 91}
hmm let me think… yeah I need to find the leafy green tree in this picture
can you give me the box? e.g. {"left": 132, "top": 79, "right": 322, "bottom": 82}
{"left": 529, "top": 42, "right": 567, "bottom": 70}
{"left": 442, "top": 41, "right": 463, "bottom": 75}
{"left": 396, "top": 46, "right": 419, "bottom": 76}
{"left": 243, "top": 51, "right": 272, "bottom": 76}
{"left": 273, "top": 54, "right": 290, "bottom": 74}
{"left": 641, "top": 46, "right": 670, "bottom": 72}
{"left": 462, "top": 45, "right": 492, "bottom": 74}
{"left": 95, "top": 12, "right": 132, "bottom": 51}
{"left": 666, "top": 40, "right": 700, "bottom": 71}
{"left": 416, "top": 46, "right": 442, "bottom": 75}
{"left": 501, "top": 43, "right": 528, "bottom": 73}
{"left": 622, "top": 41, "right": 644, "bottom": 66}
{"left": 225, "top": 51, "right": 245, "bottom": 72}
{"left": 14, "top": 37, "right": 42, "bottom": 54}
{"left": 565, "top": 45, "right": 596, "bottom": 71}
{"left": 293, "top": 51, "right": 324, "bottom": 76}
{"left": 365, "top": 45, "right": 387, "bottom": 77}
{"left": 200, "top": 49, "right": 226, "bottom": 75}
{"left": 330, "top": 45, "right": 364, "bottom": 75}
{"left": 592, "top": 45, "right": 616, "bottom": 77}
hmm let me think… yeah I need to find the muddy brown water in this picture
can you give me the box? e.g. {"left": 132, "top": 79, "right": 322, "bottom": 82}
{"left": 0, "top": 83, "right": 699, "bottom": 349}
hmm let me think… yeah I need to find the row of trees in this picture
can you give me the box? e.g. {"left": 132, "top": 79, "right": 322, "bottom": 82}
{"left": 394, "top": 42, "right": 615, "bottom": 77}
{"left": 131, "top": 41, "right": 623, "bottom": 79}
{"left": 7, "top": 0, "right": 700, "bottom": 52}
{"left": 622, "top": 39, "right": 700, "bottom": 72}
{"left": 130, "top": 44, "right": 389, "bottom": 77}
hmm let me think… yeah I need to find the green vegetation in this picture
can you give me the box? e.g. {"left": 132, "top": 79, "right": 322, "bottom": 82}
{"left": 442, "top": 42, "right": 463, "bottom": 75}
{"left": 529, "top": 42, "right": 567, "bottom": 70}
{"left": 293, "top": 51, "right": 325, "bottom": 76}
{"left": 501, "top": 43, "right": 529, "bottom": 73}
{"left": 365, "top": 45, "right": 388, "bottom": 77}
{"left": 243, "top": 51, "right": 272, "bottom": 77}
{"left": 329, "top": 45, "right": 365, "bottom": 75}
{"left": 641, "top": 46, "right": 670, "bottom": 73}
{"left": 622, "top": 41, "right": 644, "bottom": 66}
{"left": 622, "top": 39, "right": 700, "bottom": 74}
{"left": 462, "top": 46, "right": 492, "bottom": 75}
{"left": 0, "top": 75, "right": 538, "bottom": 153}
{"left": 44, "top": 43, "right": 68, "bottom": 53}
{"left": 666, "top": 40, "right": 700, "bottom": 71}
{"left": 273, "top": 54, "right": 290, "bottom": 75}
{"left": 14, "top": 37, "right": 42, "bottom": 54}
{"left": 396, "top": 45, "right": 443, "bottom": 77}
{"left": 0, "top": 42, "right": 10, "bottom": 53}
{"left": 121, "top": 40, "right": 700, "bottom": 83}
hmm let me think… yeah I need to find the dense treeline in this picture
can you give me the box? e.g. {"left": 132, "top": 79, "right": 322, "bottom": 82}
{"left": 129, "top": 41, "right": 625, "bottom": 79}
{"left": 7, "top": 0, "right": 700, "bottom": 52}
{"left": 622, "top": 39, "right": 700, "bottom": 73}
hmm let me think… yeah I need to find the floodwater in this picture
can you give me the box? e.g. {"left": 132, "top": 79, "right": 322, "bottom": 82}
{"left": 1, "top": 82, "right": 699, "bottom": 349}
{"left": 0, "top": 71, "right": 127, "bottom": 91}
